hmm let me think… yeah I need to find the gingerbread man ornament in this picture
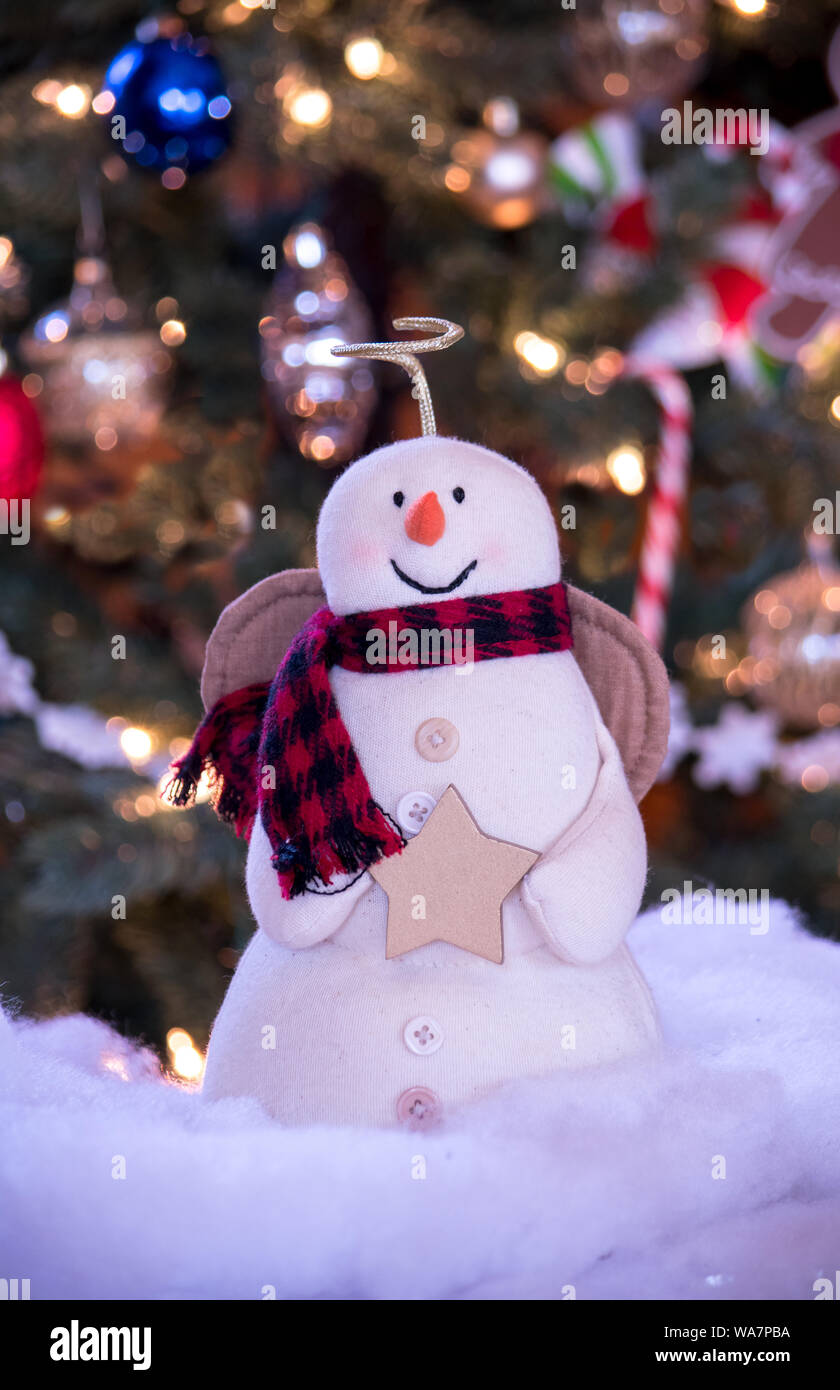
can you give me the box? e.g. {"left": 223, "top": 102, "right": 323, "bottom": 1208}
{"left": 754, "top": 28, "right": 840, "bottom": 359}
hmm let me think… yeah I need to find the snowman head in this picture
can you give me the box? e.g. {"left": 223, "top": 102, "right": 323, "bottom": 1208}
{"left": 202, "top": 317, "right": 670, "bottom": 801}
{"left": 317, "top": 317, "right": 562, "bottom": 614}
{"left": 317, "top": 435, "right": 560, "bottom": 615}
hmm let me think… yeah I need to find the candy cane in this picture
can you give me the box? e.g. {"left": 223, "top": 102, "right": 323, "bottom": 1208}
{"left": 622, "top": 359, "right": 693, "bottom": 652}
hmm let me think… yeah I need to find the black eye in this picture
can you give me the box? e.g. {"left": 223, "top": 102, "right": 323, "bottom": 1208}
{"left": 393, "top": 491, "right": 404, "bottom": 507}
{"left": 453, "top": 486, "right": 465, "bottom": 503}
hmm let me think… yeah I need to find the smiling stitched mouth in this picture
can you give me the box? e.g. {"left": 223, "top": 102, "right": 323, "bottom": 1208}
{"left": 390, "top": 558, "right": 477, "bottom": 595}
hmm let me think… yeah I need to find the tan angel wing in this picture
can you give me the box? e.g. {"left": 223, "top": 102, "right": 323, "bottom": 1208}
{"left": 200, "top": 569, "right": 669, "bottom": 803}
{"left": 200, "top": 568, "right": 325, "bottom": 711}
{"left": 566, "top": 584, "right": 670, "bottom": 802}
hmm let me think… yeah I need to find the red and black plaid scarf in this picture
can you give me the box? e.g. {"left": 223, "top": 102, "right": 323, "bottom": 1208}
{"left": 166, "top": 581, "right": 573, "bottom": 897}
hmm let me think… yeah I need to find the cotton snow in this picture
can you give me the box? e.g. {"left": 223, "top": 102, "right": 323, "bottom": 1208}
{"left": 1, "top": 896, "right": 838, "bottom": 1301}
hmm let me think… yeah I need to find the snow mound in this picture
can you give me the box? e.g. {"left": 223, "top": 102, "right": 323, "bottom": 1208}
{"left": 1, "top": 897, "right": 839, "bottom": 1300}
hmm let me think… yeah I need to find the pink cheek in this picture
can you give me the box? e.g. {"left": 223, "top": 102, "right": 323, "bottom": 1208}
{"left": 349, "top": 540, "right": 386, "bottom": 566}
{"left": 482, "top": 540, "right": 506, "bottom": 564}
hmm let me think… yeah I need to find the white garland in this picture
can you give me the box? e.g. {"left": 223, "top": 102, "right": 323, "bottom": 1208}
{"left": 0, "top": 629, "right": 133, "bottom": 770}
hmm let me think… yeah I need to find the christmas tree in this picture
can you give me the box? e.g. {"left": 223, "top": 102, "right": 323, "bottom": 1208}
{"left": 1, "top": 0, "right": 838, "bottom": 1067}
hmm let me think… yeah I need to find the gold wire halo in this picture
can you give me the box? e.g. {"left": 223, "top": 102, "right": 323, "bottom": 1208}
{"left": 331, "top": 317, "right": 464, "bottom": 436}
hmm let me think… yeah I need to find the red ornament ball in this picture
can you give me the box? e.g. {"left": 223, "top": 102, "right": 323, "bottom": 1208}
{"left": 0, "top": 375, "right": 44, "bottom": 501}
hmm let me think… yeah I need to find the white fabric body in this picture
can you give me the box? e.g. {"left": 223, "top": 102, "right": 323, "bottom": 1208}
{"left": 202, "top": 437, "right": 659, "bottom": 1126}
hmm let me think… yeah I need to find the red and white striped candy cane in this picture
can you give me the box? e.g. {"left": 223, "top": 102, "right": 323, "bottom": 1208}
{"left": 622, "top": 359, "right": 693, "bottom": 652}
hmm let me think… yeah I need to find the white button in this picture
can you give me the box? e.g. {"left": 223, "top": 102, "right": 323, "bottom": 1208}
{"left": 396, "top": 791, "right": 436, "bottom": 837}
{"left": 403, "top": 1016, "right": 444, "bottom": 1055}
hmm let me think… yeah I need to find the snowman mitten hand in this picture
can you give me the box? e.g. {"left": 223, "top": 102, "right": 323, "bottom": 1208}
{"left": 521, "top": 814, "right": 646, "bottom": 964}
{"left": 246, "top": 818, "right": 375, "bottom": 949}
{"left": 521, "top": 727, "right": 647, "bottom": 964}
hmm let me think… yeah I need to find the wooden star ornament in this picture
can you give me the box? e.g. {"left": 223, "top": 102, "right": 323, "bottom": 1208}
{"left": 370, "top": 785, "right": 540, "bottom": 963}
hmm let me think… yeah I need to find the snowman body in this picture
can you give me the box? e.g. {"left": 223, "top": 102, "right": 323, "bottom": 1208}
{"left": 200, "top": 435, "right": 662, "bottom": 1126}
{"left": 202, "top": 650, "right": 659, "bottom": 1127}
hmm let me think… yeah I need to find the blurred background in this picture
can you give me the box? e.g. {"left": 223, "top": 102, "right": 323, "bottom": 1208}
{"left": 1, "top": 0, "right": 838, "bottom": 1072}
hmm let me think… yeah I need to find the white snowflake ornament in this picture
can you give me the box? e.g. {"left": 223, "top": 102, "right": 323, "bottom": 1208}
{"left": 692, "top": 703, "right": 779, "bottom": 794}
{"left": 775, "top": 729, "right": 840, "bottom": 786}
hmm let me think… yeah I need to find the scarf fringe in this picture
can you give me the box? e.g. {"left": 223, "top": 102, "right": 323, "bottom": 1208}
{"left": 164, "top": 757, "right": 257, "bottom": 840}
{"left": 164, "top": 755, "right": 203, "bottom": 810}
{"left": 165, "top": 728, "right": 264, "bottom": 834}
{"left": 272, "top": 817, "right": 405, "bottom": 899}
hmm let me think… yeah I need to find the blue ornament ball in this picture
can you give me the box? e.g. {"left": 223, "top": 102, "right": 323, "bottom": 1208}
{"left": 103, "top": 32, "right": 233, "bottom": 176}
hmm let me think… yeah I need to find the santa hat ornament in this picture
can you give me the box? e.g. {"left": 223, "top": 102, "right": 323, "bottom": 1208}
{"left": 171, "top": 317, "right": 670, "bottom": 1129}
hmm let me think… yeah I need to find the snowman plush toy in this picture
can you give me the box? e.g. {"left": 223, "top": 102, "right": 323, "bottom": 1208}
{"left": 169, "top": 318, "right": 669, "bottom": 1129}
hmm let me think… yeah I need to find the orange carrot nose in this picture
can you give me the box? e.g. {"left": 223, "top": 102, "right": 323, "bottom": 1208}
{"left": 404, "top": 490, "right": 445, "bottom": 546}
